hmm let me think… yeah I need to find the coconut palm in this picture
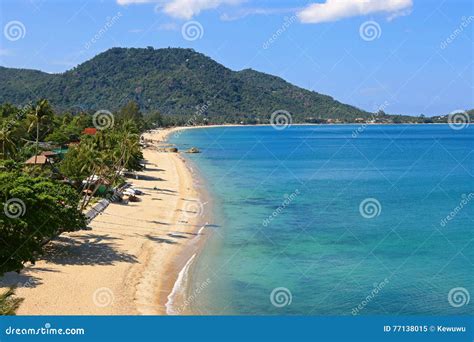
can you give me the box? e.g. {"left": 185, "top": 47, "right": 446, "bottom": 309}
{"left": 27, "top": 99, "right": 53, "bottom": 163}
{"left": 0, "top": 125, "right": 16, "bottom": 159}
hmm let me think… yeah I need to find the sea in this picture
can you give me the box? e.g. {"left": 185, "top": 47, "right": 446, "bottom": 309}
{"left": 169, "top": 124, "right": 473, "bottom": 315}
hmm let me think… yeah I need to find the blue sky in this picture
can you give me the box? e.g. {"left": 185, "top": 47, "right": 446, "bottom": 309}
{"left": 0, "top": 0, "right": 472, "bottom": 116}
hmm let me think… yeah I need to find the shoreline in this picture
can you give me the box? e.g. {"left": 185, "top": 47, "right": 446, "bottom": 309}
{"left": 144, "top": 127, "right": 215, "bottom": 316}
{"left": 0, "top": 127, "right": 211, "bottom": 315}
{"left": 163, "top": 123, "right": 453, "bottom": 132}
{"left": 153, "top": 127, "right": 215, "bottom": 315}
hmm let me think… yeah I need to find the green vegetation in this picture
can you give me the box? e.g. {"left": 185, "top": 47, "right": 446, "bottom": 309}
{"left": 0, "top": 288, "right": 23, "bottom": 315}
{"left": 60, "top": 119, "right": 143, "bottom": 210}
{"left": 0, "top": 47, "right": 427, "bottom": 124}
{"left": 0, "top": 167, "right": 85, "bottom": 274}
{"left": 0, "top": 99, "right": 144, "bottom": 279}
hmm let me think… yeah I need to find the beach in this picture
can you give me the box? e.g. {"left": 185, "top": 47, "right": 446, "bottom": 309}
{"left": 1, "top": 124, "right": 471, "bottom": 316}
{"left": 0, "top": 128, "right": 208, "bottom": 315}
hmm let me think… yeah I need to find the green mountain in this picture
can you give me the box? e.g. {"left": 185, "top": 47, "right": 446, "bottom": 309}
{"left": 1, "top": 47, "right": 389, "bottom": 122}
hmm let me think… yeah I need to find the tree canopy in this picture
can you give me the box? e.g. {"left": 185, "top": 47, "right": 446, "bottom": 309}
{"left": 0, "top": 169, "right": 86, "bottom": 275}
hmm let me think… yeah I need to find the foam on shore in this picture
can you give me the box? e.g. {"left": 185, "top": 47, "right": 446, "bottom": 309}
{"left": 165, "top": 253, "right": 196, "bottom": 315}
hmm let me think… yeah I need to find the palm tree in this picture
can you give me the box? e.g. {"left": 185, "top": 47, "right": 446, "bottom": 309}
{"left": 27, "top": 99, "right": 52, "bottom": 163}
{"left": 73, "top": 139, "right": 102, "bottom": 211}
{"left": 80, "top": 123, "right": 141, "bottom": 211}
{"left": 0, "top": 125, "right": 16, "bottom": 159}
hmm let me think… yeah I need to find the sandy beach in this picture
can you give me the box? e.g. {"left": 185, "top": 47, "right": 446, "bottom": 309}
{"left": 0, "top": 128, "right": 208, "bottom": 315}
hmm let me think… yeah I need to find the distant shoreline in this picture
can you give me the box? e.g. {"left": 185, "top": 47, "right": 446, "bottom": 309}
{"left": 158, "top": 123, "right": 455, "bottom": 141}
{"left": 163, "top": 122, "right": 454, "bottom": 134}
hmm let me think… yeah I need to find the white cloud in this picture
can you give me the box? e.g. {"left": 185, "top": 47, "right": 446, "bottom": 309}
{"left": 117, "top": 0, "right": 243, "bottom": 19}
{"left": 0, "top": 49, "right": 13, "bottom": 56}
{"left": 297, "top": 0, "right": 413, "bottom": 24}
{"left": 165, "top": 0, "right": 242, "bottom": 19}
{"left": 220, "top": 7, "right": 298, "bottom": 21}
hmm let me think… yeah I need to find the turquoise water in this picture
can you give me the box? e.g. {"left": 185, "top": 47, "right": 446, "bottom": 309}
{"left": 170, "top": 125, "right": 473, "bottom": 315}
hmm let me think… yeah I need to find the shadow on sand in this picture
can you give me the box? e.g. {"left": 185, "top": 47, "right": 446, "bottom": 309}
{"left": 144, "top": 234, "right": 178, "bottom": 245}
{"left": 42, "top": 234, "right": 138, "bottom": 266}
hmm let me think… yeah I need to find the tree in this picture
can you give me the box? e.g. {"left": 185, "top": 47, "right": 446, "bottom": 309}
{"left": 45, "top": 130, "right": 69, "bottom": 145}
{"left": 145, "top": 111, "right": 165, "bottom": 128}
{"left": 0, "top": 125, "right": 16, "bottom": 159}
{"left": 117, "top": 100, "right": 143, "bottom": 123}
{"left": 60, "top": 119, "right": 143, "bottom": 211}
{"left": 0, "top": 171, "right": 86, "bottom": 275}
{"left": 26, "top": 99, "right": 53, "bottom": 163}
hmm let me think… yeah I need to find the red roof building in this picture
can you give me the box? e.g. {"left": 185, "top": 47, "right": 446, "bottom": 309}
{"left": 82, "top": 127, "right": 97, "bottom": 135}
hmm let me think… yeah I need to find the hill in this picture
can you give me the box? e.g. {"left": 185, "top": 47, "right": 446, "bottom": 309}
{"left": 0, "top": 47, "right": 383, "bottom": 123}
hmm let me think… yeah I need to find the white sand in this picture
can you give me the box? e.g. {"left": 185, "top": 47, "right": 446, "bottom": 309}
{"left": 0, "top": 128, "right": 207, "bottom": 315}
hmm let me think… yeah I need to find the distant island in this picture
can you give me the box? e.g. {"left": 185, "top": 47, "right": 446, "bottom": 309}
{"left": 1, "top": 47, "right": 470, "bottom": 125}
